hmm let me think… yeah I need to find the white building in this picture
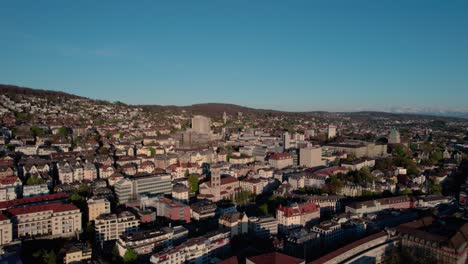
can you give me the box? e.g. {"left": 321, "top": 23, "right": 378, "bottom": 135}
{"left": 0, "top": 177, "right": 22, "bottom": 202}
{"left": 327, "top": 125, "right": 337, "bottom": 139}
{"left": 0, "top": 214, "right": 12, "bottom": 246}
{"left": 172, "top": 184, "right": 189, "bottom": 204}
{"left": 8, "top": 203, "right": 81, "bottom": 239}
{"left": 22, "top": 184, "right": 49, "bottom": 197}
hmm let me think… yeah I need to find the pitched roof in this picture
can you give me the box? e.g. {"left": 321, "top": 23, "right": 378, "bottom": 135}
{"left": 278, "top": 202, "right": 318, "bottom": 217}
{"left": 0, "top": 176, "right": 19, "bottom": 185}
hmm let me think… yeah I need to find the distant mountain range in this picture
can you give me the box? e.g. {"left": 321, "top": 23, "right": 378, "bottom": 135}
{"left": 385, "top": 107, "right": 468, "bottom": 119}
{"left": 1, "top": 84, "right": 467, "bottom": 119}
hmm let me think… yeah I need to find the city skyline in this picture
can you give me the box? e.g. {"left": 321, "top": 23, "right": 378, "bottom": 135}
{"left": 1, "top": 0, "right": 467, "bottom": 112}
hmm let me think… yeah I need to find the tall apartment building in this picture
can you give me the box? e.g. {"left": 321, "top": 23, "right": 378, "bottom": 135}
{"left": 87, "top": 197, "right": 111, "bottom": 222}
{"left": 388, "top": 129, "right": 401, "bottom": 144}
{"left": 7, "top": 203, "right": 81, "bottom": 239}
{"left": 94, "top": 211, "right": 139, "bottom": 242}
{"left": 299, "top": 146, "right": 323, "bottom": 168}
{"left": 282, "top": 132, "right": 305, "bottom": 150}
{"left": 327, "top": 125, "right": 337, "bottom": 139}
{"left": 277, "top": 202, "right": 320, "bottom": 233}
{"left": 0, "top": 214, "right": 12, "bottom": 246}
{"left": 114, "top": 174, "right": 172, "bottom": 204}
{"left": 191, "top": 115, "right": 211, "bottom": 134}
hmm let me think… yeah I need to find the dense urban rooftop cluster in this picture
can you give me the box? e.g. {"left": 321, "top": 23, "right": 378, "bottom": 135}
{"left": 0, "top": 85, "right": 467, "bottom": 263}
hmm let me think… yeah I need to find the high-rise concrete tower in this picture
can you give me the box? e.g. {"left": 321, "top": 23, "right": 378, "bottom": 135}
{"left": 327, "top": 125, "right": 337, "bottom": 139}
{"left": 191, "top": 115, "right": 211, "bottom": 134}
{"left": 388, "top": 129, "right": 401, "bottom": 144}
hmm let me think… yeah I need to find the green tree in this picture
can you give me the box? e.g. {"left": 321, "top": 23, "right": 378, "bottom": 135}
{"left": 188, "top": 174, "right": 199, "bottom": 193}
{"left": 327, "top": 175, "right": 344, "bottom": 194}
{"left": 31, "top": 126, "right": 43, "bottom": 137}
{"left": 400, "top": 188, "right": 413, "bottom": 195}
{"left": 33, "top": 249, "right": 56, "bottom": 264}
{"left": 70, "top": 192, "right": 86, "bottom": 211}
{"left": 57, "top": 126, "right": 68, "bottom": 137}
{"left": 96, "top": 118, "right": 105, "bottom": 125}
{"left": 428, "top": 180, "right": 442, "bottom": 195}
{"left": 430, "top": 151, "right": 444, "bottom": 164}
{"left": 235, "top": 190, "right": 252, "bottom": 204}
{"left": 26, "top": 175, "right": 45, "bottom": 185}
{"left": 259, "top": 203, "right": 269, "bottom": 215}
{"left": 406, "top": 160, "right": 420, "bottom": 176}
{"left": 112, "top": 246, "right": 123, "bottom": 263}
{"left": 149, "top": 147, "right": 156, "bottom": 156}
{"left": 123, "top": 249, "right": 138, "bottom": 263}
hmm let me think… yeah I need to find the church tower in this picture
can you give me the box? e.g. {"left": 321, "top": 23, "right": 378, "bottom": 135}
{"left": 211, "top": 163, "right": 222, "bottom": 200}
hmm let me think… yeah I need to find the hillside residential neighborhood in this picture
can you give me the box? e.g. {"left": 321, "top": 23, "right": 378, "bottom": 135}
{"left": 0, "top": 86, "right": 466, "bottom": 264}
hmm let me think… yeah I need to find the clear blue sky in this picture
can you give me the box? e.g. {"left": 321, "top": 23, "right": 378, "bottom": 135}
{"left": 1, "top": 0, "right": 467, "bottom": 111}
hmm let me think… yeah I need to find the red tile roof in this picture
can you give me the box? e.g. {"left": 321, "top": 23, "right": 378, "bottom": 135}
{"left": 8, "top": 203, "right": 78, "bottom": 216}
{"left": 0, "top": 193, "right": 70, "bottom": 210}
{"left": 278, "top": 202, "right": 318, "bottom": 217}
{"left": 0, "top": 176, "right": 19, "bottom": 185}
{"left": 270, "top": 153, "right": 293, "bottom": 160}
{"left": 314, "top": 166, "right": 348, "bottom": 176}
{"left": 206, "top": 176, "right": 239, "bottom": 187}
